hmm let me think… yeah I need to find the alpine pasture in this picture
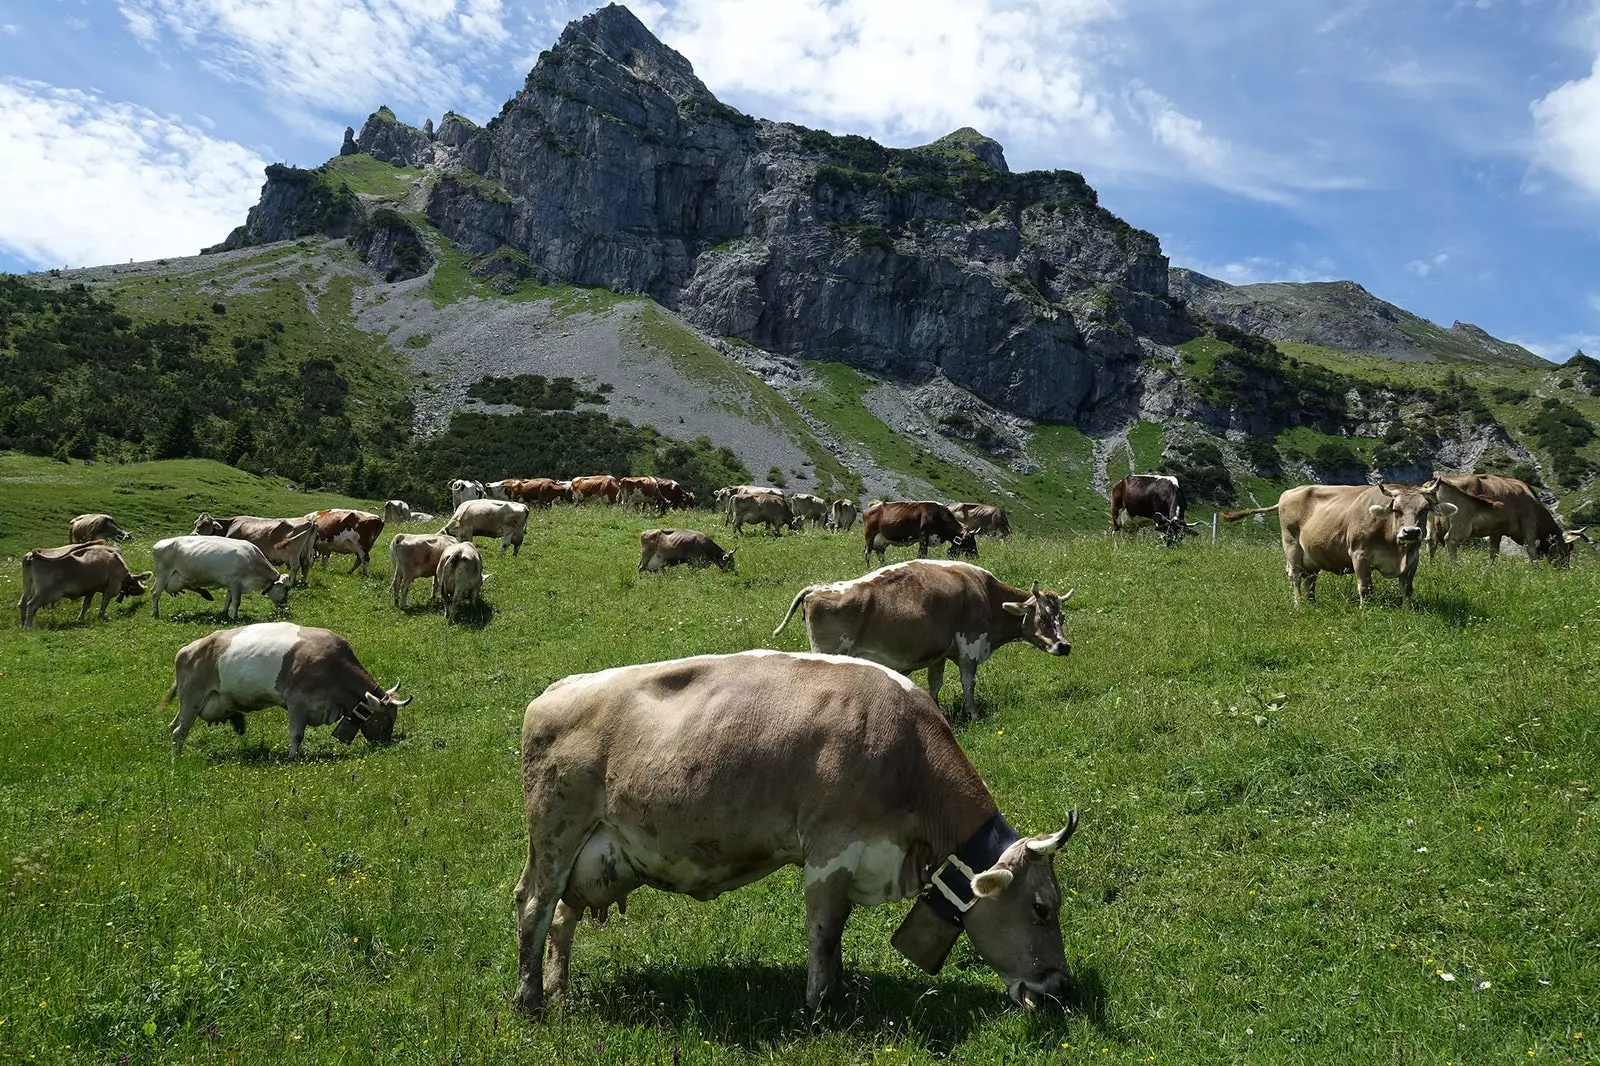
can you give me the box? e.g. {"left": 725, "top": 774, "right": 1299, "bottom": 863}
{"left": 1, "top": 452, "right": 1596, "bottom": 1065}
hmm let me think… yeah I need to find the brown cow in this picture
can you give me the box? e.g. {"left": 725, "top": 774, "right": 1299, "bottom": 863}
{"left": 1423, "top": 473, "right": 1589, "bottom": 567}
{"left": 504, "top": 478, "right": 571, "bottom": 508}
{"left": 18, "top": 541, "right": 151, "bottom": 627}
{"left": 729, "top": 491, "right": 796, "bottom": 535}
{"left": 949, "top": 503, "right": 1011, "bottom": 538}
{"left": 390, "top": 533, "right": 456, "bottom": 607}
{"left": 570, "top": 475, "right": 621, "bottom": 505}
{"left": 862, "top": 502, "right": 977, "bottom": 565}
{"left": 305, "top": 509, "right": 385, "bottom": 576}
{"left": 1110, "top": 475, "right": 1199, "bottom": 546}
{"left": 774, "top": 560, "right": 1072, "bottom": 717}
{"left": 68, "top": 514, "right": 133, "bottom": 543}
{"left": 191, "top": 512, "right": 318, "bottom": 586}
{"left": 1223, "top": 483, "right": 1455, "bottom": 605}
{"left": 638, "top": 529, "right": 736, "bottom": 571}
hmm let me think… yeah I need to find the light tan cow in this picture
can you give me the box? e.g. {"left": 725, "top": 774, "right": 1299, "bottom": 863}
{"left": 150, "top": 536, "right": 293, "bottom": 620}
{"left": 1224, "top": 483, "right": 1455, "bottom": 605}
{"left": 774, "top": 560, "right": 1072, "bottom": 718}
{"left": 440, "top": 499, "right": 529, "bottom": 557}
{"left": 68, "top": 514, "right": 133, "bottom": 543}
{"left": 436, "top": 541, "right": 485, "bottom": 622}
{"left": 390, "top": 533, "right": 456, "bottom": 608}
{"left": 1423, "top": 473, "right": 1589, "bottom": 567}
{"left": 827, "top": 499, "right": 859, "bottom": 532}
{"left": 18, "top": 542, "right": 151, "bottom": 627}
{"left": 788, "top": 493, "right": 829, "bottom": 529}
{"left": 729, "top": 491, "right": 795, "bottom": 535}
{"left": 949, "top": 503, "right": 1011, "bottom": 538}
{"left": 191, "top": 512, "right": 318, "bottom": 587}
{"left": 717, "top": 484, "right": 784, "bottom": 525}
{"left": 513, "top": 650, "right": 1080, "bottom": 1017}
{"left": 382, "top": 500, "right": 413, "bottom": 524}
{"left": 637, "top": 529, "right": 735, "bottom": 571}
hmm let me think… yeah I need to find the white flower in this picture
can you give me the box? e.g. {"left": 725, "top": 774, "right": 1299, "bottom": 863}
{"left": 1439, "top": 972, "right": 1456, "bottom": 982}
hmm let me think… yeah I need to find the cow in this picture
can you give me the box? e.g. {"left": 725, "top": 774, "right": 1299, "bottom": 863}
{"left": 788, "top": 493, "right": 829, "bottom": 530}
{"left": 729, "top": 491, "right": 796, "bottom": 536}
{"left": 161, "top": 622, "right": 410, "bottom": 759}
{"left": 717, "top": 484, "right": 784, "bottom": 525}
{"left": 191, "top": 512, "right": 318, "bottom": 586}
{"left": 436, "top": 541, "right": 485, "bottom": 623}
{"left": 150, "top": 536, "right": 293, "bottom": 620}
{"left": 1423, "top": 473, "right": 1589, "bottom": 568}
{"left": 570, "top": 475, "right": 621, "bottom": 505}
{"left": 654, "top": 478, "right": 694, "bottom": 511}
{"left": 305, "top": 509, "right": 385, "bottom": 576}
{"left": 949, "top": 503, "right": 1011, "bottom": 538}
{"left": 774, "top": 560, "right": 1073, "bottom": 718}
{"left": 637, "top": 529, "right": 736, "bottom": 572}
{"left": 449, "top": 479, "right": 486, "bottom": 510}
{"left": 1223, "top": 483, "right": 1456, "bottom": 606}
{"left": 1109, "top": 474, "right": 1199, "bottom": 546}
{"left": 827, "top": 499, "right": 859, "bottom": 533}
{"left": 68, "top": 513, "right": 133, "bottom": 543}
{"left": 618, "top": 476, "right": 663, "bottom": 513}
{"left": 390, "top": 533, "right": 456, "bottom": 608}
{"left": 485, "top": 480, "right": 515, "bottom": 501}
{"left": 862, "top": 501, "right": 977, "bottom": 565}
{"left": 382, "top": 500, "right": 413, "bottom": 524}
{"left": 506, "top": 478, "right": 572, "bottom": 508}
{"left": 441, "top": 499, "right": 530, "bottom": 557}
{"left": 18, "top": 542, "right": 151, "bottom": 627}
{"left": 512, "top": 650, "right": 1080, "bottom": 1018}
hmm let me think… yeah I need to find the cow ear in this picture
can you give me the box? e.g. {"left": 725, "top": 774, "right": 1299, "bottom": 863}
{"left": 1002, "top": 601, "right": 1028, "bottom": 616}
{"left": 1434, "top": 501, "right": 1458, "bottom": 517}
{"left": 971, "top": 866, "right": 1015, "bottom": 898}
{"left": 1367, "top": 503, "right": 1390, "bottom": 516}
{"left": 1030, "top": 579, "right": 1040, "bottom": 595}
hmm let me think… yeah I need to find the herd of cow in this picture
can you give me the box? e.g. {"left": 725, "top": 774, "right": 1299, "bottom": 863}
{"left": 13, "top": 463, "right": 1592, "bottom": 1020}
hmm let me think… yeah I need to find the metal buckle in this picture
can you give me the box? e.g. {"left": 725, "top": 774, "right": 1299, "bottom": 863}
{"left": 929, "top": 854, "right": 978, "bottom": 913}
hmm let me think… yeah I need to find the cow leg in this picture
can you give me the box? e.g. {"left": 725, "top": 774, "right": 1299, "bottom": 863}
{"left": 349, "top": 549, "right": 365, "bottom": 576}
{"left": 512, "top": 828, "right": 591, "bottom": 1017}
{"left": 1283, "top": 532, "right": 1307, "bottom": 607}
{"left": 958, "top": 657, "right": 980, "bottom": 719}
{"left": 926, "top": 658, "right": 945, "bottom": 708}
{"left": 917, "top": 536, "right": 929, "bottom": 558}
{"left": 1488, "top": 534, "right": 1503, "bottom": 561}
{"left": 803, "top": 869, "right": 854, "bottom": 1008}
{"left": 1353, "top": 554, "right": 1374, "bottom": 606}
{"left": 1302, "top": 572, "right": 1318, "bottom": 604}
{"left": 76, "top": 594, "right": 93, "bottom": 622}
{"left": 286, "top": 701, "right": 309, "bottom": 759}
{"left": 169, "top": 689, "right": 217, "bottom": 757}
{"left": 542, "top": 901, "right": 581, "bottom": 1000}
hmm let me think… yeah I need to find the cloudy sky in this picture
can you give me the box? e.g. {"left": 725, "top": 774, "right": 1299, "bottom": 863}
{"left": 3, "top": 0, "right": 1599, "bottom": 359}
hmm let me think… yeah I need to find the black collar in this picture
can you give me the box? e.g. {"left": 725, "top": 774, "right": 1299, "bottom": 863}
{"left": 918, "top": 812, "right": 1019, "bottom": 926}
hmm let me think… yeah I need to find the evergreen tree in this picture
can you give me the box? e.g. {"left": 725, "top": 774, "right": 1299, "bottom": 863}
{"left": 156, "top": 404, "right": 199, "bottom": 459}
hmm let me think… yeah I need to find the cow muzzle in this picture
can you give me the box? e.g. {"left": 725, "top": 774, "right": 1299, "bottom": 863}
{"left": 1011, "top": 971, "right": 1068, "bottom": 1011}
{"left": 1397, "top": 526, "right": 1423, "bottom": 541}
{"left": 1049, "top": 641, "right": 1071, "bottom": 657}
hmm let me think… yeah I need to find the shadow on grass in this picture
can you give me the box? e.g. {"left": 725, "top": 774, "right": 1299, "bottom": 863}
{"left": 1408, "top": 592, "right": 1477, "bottom": 628}
{"left": 449, "top": 598, "right": 495, "bottom": 630}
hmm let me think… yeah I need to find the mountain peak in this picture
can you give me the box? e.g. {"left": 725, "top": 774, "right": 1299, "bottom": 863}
{"left": 928, "top": 127, "right": 1009, "bottom": 172}
{"left": 549, "top": 3, "right": 710, "bottom": 103}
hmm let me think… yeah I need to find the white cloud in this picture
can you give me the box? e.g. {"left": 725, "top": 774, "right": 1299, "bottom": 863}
{"left": 1406, "top": 251, "right": 1450, "bottom": 276}
{"left": 1180, "top": 255, "right": 1338, "bottom": 286}
{"left": 117, "top": 0, "right": 512, "bottom": 125}
{"left": 1530, "top": 12, "right": 1600, "bottom": 198}
{"left": 1, "top": 23, "right": 20, "bottom": 34}
{"left": 1511, "top": 331, "right": 1599, "bottom": 361}
{"left": 0, "top": 78, "right": 267, "bottom": 268}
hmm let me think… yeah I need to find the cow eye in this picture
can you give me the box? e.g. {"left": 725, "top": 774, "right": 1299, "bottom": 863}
{"left": 1032, "top": 901, "right": 1052, "bottom": 922}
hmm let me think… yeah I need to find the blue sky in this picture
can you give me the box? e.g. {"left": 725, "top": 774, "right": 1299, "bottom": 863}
{"left": 3, "top": 0, "right": 1599, "bottom": 360}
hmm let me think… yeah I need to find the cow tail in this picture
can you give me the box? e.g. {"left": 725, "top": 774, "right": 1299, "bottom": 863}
{"left": 772, "top": 587, "right": 814, "bottom": 637}
{"left": 1220, "top": 505, "right": 1279, "bottom": 523}
{"left": 157, "top": 681, "right": 178, "bottom": 711}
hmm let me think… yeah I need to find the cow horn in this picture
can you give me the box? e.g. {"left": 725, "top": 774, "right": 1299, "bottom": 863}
{"left": 1030, "top": 579, "right": 1040, "bottom": 596}
{"left": 1376, "top": 483, "right": 1397, "bottom": 498}
{"left": 1024, "top": 810, "right": 1080, "bottom": 856}
{"left": 386, "top": 681, "right": 402, "bottom": 696}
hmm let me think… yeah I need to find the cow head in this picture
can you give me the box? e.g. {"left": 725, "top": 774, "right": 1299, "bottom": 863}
{"left": 192, "top": 512, "right": 224, "bottom": 536}
{"left": 1002, "top": 582, "right": 1073, "bottom": 656}
{"left": 1368, "top": 484, "right": 1454, "bottom": 544}
{"left": 118, "top": 570, "right": 154, "bottom": 601}
{"left": 962, "top": 813, "right": 1079, "bottom": 1010}
{"left": 264, "top": 573, "right": 293, "bottom": 608}
{"left": 717, "top": 548, "right": 737, "bottom": 571}
{"left": 948, "top": 528, "right": 979, "bottom": 558}
{"left": 335, "top": 683, "right": 411, "bottom": 745}
{"left": 1155, "top": 514, "right": 1201, "bottom": 547}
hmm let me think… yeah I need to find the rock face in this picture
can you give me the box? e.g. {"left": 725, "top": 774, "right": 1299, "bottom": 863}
{"left": 418, "top": 3, "right": 1185, "bottom": 421}
{"left": 205, "top": 164, "right": 361, "bottom": 251}
{"left": 352, "top": 106, "right": 434, "bottom": 167}
{"left": 1170, "top": 268, "right": 1542, "bottom": 366}
{"left": 349, "top": 210, "right": 433, "bottom": 282}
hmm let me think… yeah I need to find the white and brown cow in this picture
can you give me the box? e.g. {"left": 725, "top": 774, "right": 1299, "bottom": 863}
{"left": 390, "top": 533, "right": 456, "bottom": 608}
{"left": 162, "top": 622, "right": 410, "bottom": 759}
{"left": 18, "top": 541, "right": 151, "bottom": 627}
{"left": 570, "top": 475, "right": 621, "bottom": 505}
{"left": 440, "top": 499, "right": 529, "bottom": 557}
{"left": 637, "top": 529, "right": 735, "bottom": 572}
{"left": 774, "top": 560, "right": 1072, "bottom": 718}
{"left": 191, "top": 512, "right": 318, "bottom": 586}
{"left": 1224, "top": 483, "right": 1455, "bottom": 606}
{"left": 305, "top": 509, "right": 385, "bottom": 576}
{"left": 1423, "top": 472, "right": 1589, "bottom": 567}
{"left": 68, "top": 513, "right": 133, "bottom": 543}
{"left": 150, "top": 536, "right": 293, "bottom": 620}
{"left": 436, "top": 541, "right": 485, "bottom": 623}
{"left": 1110, "top": 474, "right": 1199, "bottom": 546}
{"left": 513, "top": 650, "right": 1080, "bottom": 1017}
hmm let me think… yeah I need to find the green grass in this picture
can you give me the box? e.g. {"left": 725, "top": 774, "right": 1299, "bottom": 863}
{"left": 2, "top": 453, "right": 1597, "bottom": 1064}
{"left": 1126, "top": 420, "right": 1164, "bottom": 473}
{"left": 317, "top": 154, "right": 423, "bottom": 201}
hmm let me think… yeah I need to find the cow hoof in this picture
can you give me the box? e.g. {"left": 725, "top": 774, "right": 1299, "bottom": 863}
{"left": 510, "top": 984, "right": 546, "bottom": 1020}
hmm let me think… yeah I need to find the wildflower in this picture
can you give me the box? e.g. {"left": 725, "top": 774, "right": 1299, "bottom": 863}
{"left": 1438, "top": 972, "right": 1455, "bottom": 982}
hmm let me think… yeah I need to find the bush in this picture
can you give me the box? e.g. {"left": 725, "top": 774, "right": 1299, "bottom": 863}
{"left": 1234, "top": 436, "right": 1280, "bottom": 476}
{"left": 1163, "top": 439, "right": 1232, "bottom": 503}
{"left": 1312, "top": 440, "right": 1367, "bottom": 483}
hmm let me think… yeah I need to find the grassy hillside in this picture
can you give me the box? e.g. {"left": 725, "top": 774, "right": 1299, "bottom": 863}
{"left": 1, "top": 454, "right": 1596, "bottom": 1064}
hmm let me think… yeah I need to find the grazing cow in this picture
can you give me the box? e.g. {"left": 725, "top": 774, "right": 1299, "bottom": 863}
{"left": 18, "top": 542, "right": 151, "bottom": 627}
{"left": 68, "top": 513, "right": 133, "bottom": 543}
{"left": 862, "top": 502, "right": 977, "bottom": 564}
{"left": 788, "top": 493, "right": 829, "bottom": 530}
{"left": 150, "top": 536, "right": 293, "bottom": 620}
{"left": 191, "top": 512, "right": 318, "bottom": 586}
{"left": 1423, "top": 473, "right": 1589, "bottom": 567}
{"left": 162, "top": 622, "right": 410, "bottom": 759}
{"left": 949, "top": 503, "right": 1011, "bottom": 538}
{"left": 382, "top": 500, "right": 413, "bottom": 524}
{"left": 513, "top": 650, "right": 1080, "bottom": 1017}
{"left": 503, "top": 478, "right": 571, "bottom": 508}
{"left": 654, "top": 478, "right": 694, "bottom": 511}
{"left": 718, "top": 484, "right": 784, "bottom": 525}
{"left": 618, "top": 476, "right": 663, "bottom": 513}
{"left": 389, "top": 533, "right": 456, "bottom": 608}
{"left": 305, "top": 509, "right": 385, "bottom": 576}
{"left": 729, "top": 491, "right": 796, "bottom": 535}
{"left": 828, "top": 498, "right": 859, "bottom": 532}
{"left": 638, "top": 529, "right": 736, "bottom": 572}
{"left": 449, "top": 479, "right": 486, "bottom": 510}
{"left": 570, "top": 475, "right": 621, "bottom": 505}
{"left": 774, "top": 560, "right": 1072, "bottom": 718}
{"left": 1109, "top": 474, "right": 1199, "bottom": 546}
{"left": 436, "top": 541, "right": 485, "bottom": 622}
{"left": 1223, "top": 483, "right": 1456, "bottom": 606}
{"left": 441, "top": 499, "right": 530, "bottom": 557}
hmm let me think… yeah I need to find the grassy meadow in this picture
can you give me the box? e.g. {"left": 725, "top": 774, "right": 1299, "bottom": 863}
{"left": 0, "top": 453, "right": 1597, "bottom": 1064}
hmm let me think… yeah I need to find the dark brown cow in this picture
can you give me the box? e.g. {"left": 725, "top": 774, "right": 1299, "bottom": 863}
{"left": 638, "top": 529, "right": 735, "bottom": 571}
{"left": 1110, "top": 474, "right": 1199, "bottom": 546}
{"left": 18, "top": 541, "right": 151, "bottom": 627}
{"left": 1424, "top": 473, "right": 1589, "bottom": 567}
{"left": 862, "top": 502, "right": 977, "bottom": 565}
{"left": 305, "top": 509, "right": 385, "bottom": 576}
